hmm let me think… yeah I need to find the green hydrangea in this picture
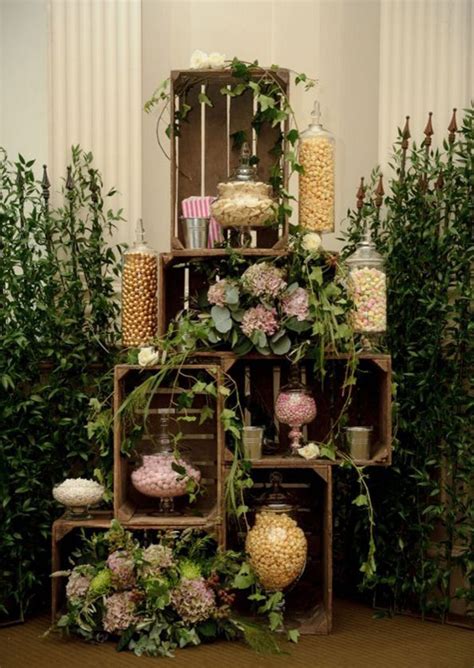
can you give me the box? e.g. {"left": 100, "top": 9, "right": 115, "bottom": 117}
{"left": 178, "top": 559, "right": 201, "bottom": 580}
{"left": 89, "top": 568, "right": 112, "bottom": 595}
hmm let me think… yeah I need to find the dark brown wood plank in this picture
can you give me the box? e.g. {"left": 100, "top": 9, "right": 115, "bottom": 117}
{"left": 177, "top": 84, "right": 202, "bottom": 244}
{"left": 204, "top": 83, "right": 228, "bottom": 195}
{"left": 229, "top": 89, "right": 254, "bottom": 175}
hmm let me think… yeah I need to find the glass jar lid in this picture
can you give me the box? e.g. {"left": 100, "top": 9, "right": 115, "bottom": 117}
{"left": 258, "top": 472, "right": 296, "bottom": 514}
{"left": 124, "top": 218, "right": 156, "bottom": 255}
{"left": 230, "top": 142, "right": 256, "bottom": 182}
{"left": 346, "top": 227, "right": 384, "bottom": 268}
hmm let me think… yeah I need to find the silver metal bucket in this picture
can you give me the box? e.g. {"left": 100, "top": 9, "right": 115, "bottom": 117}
{"left": 345, "top": 426, "right": 373, "bottom": 460}
{"left": 181, "top": 217, "right": 209, "bottom": 249}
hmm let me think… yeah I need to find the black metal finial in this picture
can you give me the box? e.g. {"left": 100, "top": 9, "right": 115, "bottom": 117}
{"left": 448, "top": 108, "right": 458, "bottom": 144}
{"left": 42, "top": 164, "right": 51, "bottom": 207}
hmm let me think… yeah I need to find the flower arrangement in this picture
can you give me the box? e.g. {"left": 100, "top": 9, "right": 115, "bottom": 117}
{"left": 54, "top": 521, "right": 295, "bottom": 657}
{"left": 180, "top": 232, "right": 354, "bottom": 359}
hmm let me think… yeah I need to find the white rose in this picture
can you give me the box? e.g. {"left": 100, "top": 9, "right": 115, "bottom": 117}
{"left": 297, "top": 442, "right": 321, "bottom": 460}
{"left": 302, "top": 232, "right": 322, "bottom": 253}
{"left": 208, "top": 52, "right": 226, "bottom": 69}
{"left": 190, "top": 49, "right": 209, "bottom": 70}
{"left": 138, "top": 347, "right": 159, "bottom": 367}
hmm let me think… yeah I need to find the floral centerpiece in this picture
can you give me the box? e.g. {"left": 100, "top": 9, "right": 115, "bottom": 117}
{"left": 53, "top": 521, "right": 296, "bottom": 657}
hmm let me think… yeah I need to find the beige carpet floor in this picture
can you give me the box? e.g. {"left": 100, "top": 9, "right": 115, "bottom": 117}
{"left": 1, "top": 599, "right": 473, "bottom": 668}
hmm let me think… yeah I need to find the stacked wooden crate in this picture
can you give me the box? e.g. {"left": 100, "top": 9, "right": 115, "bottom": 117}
{"left": 52, "top": 67, "right": 392, "bottom": 634}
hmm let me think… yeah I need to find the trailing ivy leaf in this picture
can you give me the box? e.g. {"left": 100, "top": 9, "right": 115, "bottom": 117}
{"left": 353, "top": 494, "right": 368, "bottom": 507}
{"left": 287, "top": 628, "right": 300, "bottom": 643}
{"left": 286, "top": 129, "right": 299, "bottom": 145}
{"left": 198, "top": 92, "right": 213, "bottom": 107}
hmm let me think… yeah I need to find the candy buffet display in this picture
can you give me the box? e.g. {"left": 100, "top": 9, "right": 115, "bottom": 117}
{"left": 346, "top": 228, "right": 386, "bottom": 335}
{"left": 245, "top": 473, "right": 307, "bottom": 591}
{"left": 210, "top": 143, "right": 275, "bottom": 231}
{"left": 130, "top": 413, "right": 201, "bottom": 513}
{"left": 53, "top": 478, "right": 105, "bottom": 519}
{"left": 275, "top": 371, "right": 317, "bottom": 454}
{"left": 298, "top": 100, "right": 335, "bottom": 232}
{"left": 121, "top": 219, "right": 158, "bottom": 348}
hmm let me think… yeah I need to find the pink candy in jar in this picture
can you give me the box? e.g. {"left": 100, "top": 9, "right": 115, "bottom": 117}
{"left": 131, "top": 453, "right": 201, "bottom": 499}
{"left": 275, "top": 382, "right": 317, "bottom": 454}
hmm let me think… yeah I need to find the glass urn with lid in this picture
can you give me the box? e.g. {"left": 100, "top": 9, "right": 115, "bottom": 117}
{"left": 346, "top": 227, "right": 387, "bottom": 337}
{"left": 275, "top": 368, "right": 317, "bottom": 455}
{"left": 122, "top": 218, "right": 158, "bottom": 348}
{"left": 298, "top": 100, "right": 335, "bottom": 233}
{"left": 245, "top": 472, "right": 307, "bottom": 591}
{"left": 210, "top": 142, "right": 275, "bottom": 244}
{"left": 131, "top": 412, "right": 201, "bottom": 514}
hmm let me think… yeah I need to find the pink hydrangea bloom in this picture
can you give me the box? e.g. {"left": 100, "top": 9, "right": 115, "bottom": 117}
{"left": 242, "top": 263, "right": 287, "bottom": 299}
{"left": 103, "top": 591, "right": 138, "bottom": 634}
{"left": 281, "top": 287, "right": 310, "bottom": 321}
{"left": 66, "top": 569, "right": 91, "bottom": 601}
{"left": 142, "top": 544, "right": 175, "bottom": 576}
{"left": 241, "top": 306, "right": 279, "bottom": 338}
{"left": 107, "top": 550, "right": 136, "bottom": 589}
{"left": 207, "top": 280, "right": 228, "bottom": 307}
{"left": 171, "top": 577, "right": 216, "bottom": 623}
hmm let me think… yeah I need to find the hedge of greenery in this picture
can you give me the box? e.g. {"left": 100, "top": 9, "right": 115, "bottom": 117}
{"left": 0, "top": 148, "right": 122, "bottom": 622}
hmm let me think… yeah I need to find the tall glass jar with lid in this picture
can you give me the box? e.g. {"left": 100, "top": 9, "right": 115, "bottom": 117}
{"left": 298, "top": 100, "right": 335, "bottom": 233}
{"left": 122, "top": 219, "right": 157, "bottom": 347}
{"left": 346, "top": 228, "right": 387, "bottom": 339}
{"left": 246, "top": 472, "right": 307, "bottom": 591}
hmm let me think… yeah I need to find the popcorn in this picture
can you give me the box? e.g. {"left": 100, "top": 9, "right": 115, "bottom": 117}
{"left": 299, "top": 137, "right": 335, "bottom": 232}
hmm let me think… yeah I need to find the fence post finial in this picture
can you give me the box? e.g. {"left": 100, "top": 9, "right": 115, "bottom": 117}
{"left": 448, "top": 108, "right": 458, "bottom": 144}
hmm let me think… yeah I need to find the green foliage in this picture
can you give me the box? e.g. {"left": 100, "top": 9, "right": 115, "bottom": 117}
{"left": 342, "top": 106, "right": 473, "bottom": 618}
{"left": 53, "top": 523, "right": 291, "bottom": 657}
{"left": 0, "top": 147, "right": 122, "bottom": 621}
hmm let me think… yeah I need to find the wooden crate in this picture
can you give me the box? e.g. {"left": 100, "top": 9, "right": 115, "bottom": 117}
{"left": 114, "top": 364, "right": 225, "bottom": 528}
{"left": 227, "top": 464, "right": 333, "bottom": 634}
{"left": 51, "top": 512, "right": 222, "bottom": 621}
{"left": 208, "top": 352, "right": 392, "bottom": 466}
{"left": 158, "top": 250, "right": 287, "bottom": 336}
{"left": 169, "top": 68, "right": 290, "bottom": 251}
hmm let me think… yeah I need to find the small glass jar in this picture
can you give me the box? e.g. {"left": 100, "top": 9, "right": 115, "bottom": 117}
{"left": 122, "top": 219, "right": 158, "bottom": 348}
{"left": 246, "top": 472, "right": 307, "bottom": 591}
{"left": 210, "top": 142, "right": 275, "bottom": 241}
{"left": 346, "top": 229, "right": 386, "bottom": 337}
{"left": 131, "top": 413, "right": 201, "bottom": 514}
{"left": 298, "top": 100, "right": 335, "bottom": 233}
{"left": 275, "top": 370, "right": 317, "bottom": 454}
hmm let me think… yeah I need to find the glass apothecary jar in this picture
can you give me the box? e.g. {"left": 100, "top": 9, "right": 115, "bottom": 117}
{"left": 275, "top": 369, "right": 317, "bottom": 455}
{"left": 246, "top": 472, "right": 307, "bottom": 591}
{"left": 210, "top": 142, "right": 275, "bottom": 239}
{"left": 122, "top": 219, "right": 158, "bottom": 348}
{"left": 346, "top": 229, "right": 386, "bottom": 336}
{"left": 298, "top": 100, "right": 335, "bottom": 233}
{"left": 131, "top": 413, "right": 201, "bottom": 514}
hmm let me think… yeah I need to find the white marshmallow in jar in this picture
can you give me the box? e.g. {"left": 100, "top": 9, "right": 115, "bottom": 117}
{"left": 346, "top": 230, "right": 387, "bottom": 335}
{"left": 298, "top": 100, "right": 335, "bottom": 233}
{"left": 122, "top": 219, "right": 158, "bottom": 348}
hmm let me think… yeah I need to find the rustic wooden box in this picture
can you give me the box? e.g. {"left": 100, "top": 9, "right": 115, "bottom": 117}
{"left": 169, "top": 68, "right": 290, "bottom": 251}
{"left": 227, "top": 463, "right": 333, "bottom": 634}
{"left": 211, "top": 352, "right": 392, "bottom": 466}
{"left": 51, "top": 512, "right": 222, "bottom": 621}
{"left": 114, "top": 364, "right": 225, "bottom": 528}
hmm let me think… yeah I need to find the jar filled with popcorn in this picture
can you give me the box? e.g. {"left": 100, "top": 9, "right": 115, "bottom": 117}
{"left": 298, "top": 100, "right": 335, "bottom": 233}
{"left": 210, "top": 142, "right": 275, "bottom": 245}
{"left": 246, "top": 472, "right": 307, "bottom": 591}
{"left": 122, "top": 219, "right": 157, "bottom": 347}
{"left": 346, "top": 228, "right": 386, "bottom": 338}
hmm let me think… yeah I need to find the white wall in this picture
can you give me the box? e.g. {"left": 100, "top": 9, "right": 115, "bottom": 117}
{"left": 0, "top": 0, "right": 49, "bottom": 166}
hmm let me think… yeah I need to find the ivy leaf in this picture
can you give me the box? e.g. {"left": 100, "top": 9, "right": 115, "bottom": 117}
{"left": 287, "top": 628, "right": 300, "bottom": 643}
{"left": 198, "top": 92, "right": 213, "bottom": 107}
{"left": 258, "top": 95, "right": 275, "bottom": 112}
{"left": 353, "top": 494, "right": 368, "bottom": 507}
{"left": 233, "top": 563, "right": 255, "bottom": 589}
{"left": 286, "top": 129, "right": 299, "bottom": 145}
